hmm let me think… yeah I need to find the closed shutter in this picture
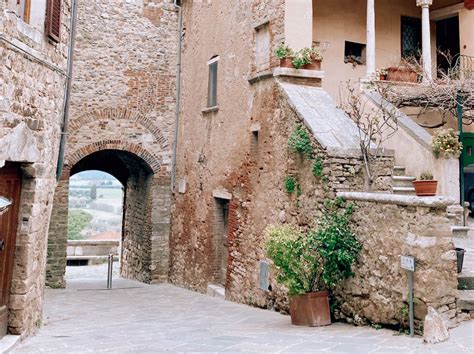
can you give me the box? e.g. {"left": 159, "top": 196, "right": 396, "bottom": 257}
{"left": 46, "top": 0, "right": 61, "bottom": 43}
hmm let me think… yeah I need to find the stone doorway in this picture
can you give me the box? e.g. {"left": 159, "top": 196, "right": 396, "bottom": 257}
{"left": 0, "top": 163, "right": 22, "bottom": 339}
{"left": 47, "top": 149, "right": 171, "bottom": 288}
{"left": 214, "top": 198, "right": 230, "bottom": 287}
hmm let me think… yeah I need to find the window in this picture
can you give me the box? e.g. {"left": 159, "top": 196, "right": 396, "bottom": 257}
{"left": 255, "top": 23, "right": 270, "bottom": 72}
{"left": 16, "top": 0, "right": 31, "bottom": 23}
{"left": 344, "top": 41, "right": 366, "bottom": 65}
{"left": 46, "top": 0, "right": 62, "bottom": 43}
{"left": 401, "top": 16, "right": 422, "bottom": 59}
{"left": 207, "top": 56, "right": 219, "bottom": 108}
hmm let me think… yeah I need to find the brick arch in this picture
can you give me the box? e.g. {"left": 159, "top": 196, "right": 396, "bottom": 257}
{"left": 68, "top": 107, "right": 169, "bottom": 150}
{"left": 67, "top": 140, "right": 163, "bottom": 174}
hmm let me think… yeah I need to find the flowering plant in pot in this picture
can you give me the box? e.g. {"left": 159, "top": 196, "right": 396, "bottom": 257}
{"left": 292, "top": 47, "right": 323, "bottom": 70}
{"left": 275, "top": 42, "right": 295, "bottom": 68}
{"left": 265, "top": 198, "right": 361, "bottom": 327}
{"left": 431, "top": 128, "right": 463, "bottom": 158}
{"left": 377, "top": 69, "right": 388, "bottom": 81}
{"left": 412, "top": 171, "right": 438, "bottom": 197}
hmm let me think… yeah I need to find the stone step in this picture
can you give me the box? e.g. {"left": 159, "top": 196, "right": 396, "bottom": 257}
{"left": 457, "top": 290, "right": 474, "bottom": 311}
{"left": 392, "top": 175, "right": 416, "bottom": 188}
{"left": 393, "top": 165, "right": 407, "bottom": 176}
{"left": 392, "top": 186, "right": 416, "bottom": 195}
{"left": 207, "top": 284, "right": 225, "bottom": 300}
{"left": 452, "top": 226, "right": 471, "bottom": 238}
{"left": 459, "top": 274, "right": 474, "bottom": 290}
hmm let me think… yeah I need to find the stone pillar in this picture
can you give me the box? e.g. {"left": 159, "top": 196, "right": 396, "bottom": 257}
{"left": 366, "top": 0, "right": 376, "bottom": 77}
{"left": 417, "top": 0, "right": 433, "bottom": 82}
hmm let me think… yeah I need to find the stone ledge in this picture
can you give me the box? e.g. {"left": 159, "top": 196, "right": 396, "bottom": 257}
{"left": 273, "top": 67, "right": 325, "bottom": 79}
{"left": 337, "top": 191, "right": 458, "bottom": 207}
{"left": 67, "top": 240, "right": 120, "bottom": 246}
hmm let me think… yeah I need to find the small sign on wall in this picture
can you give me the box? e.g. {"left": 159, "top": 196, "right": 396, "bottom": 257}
{"left": 259, "top": 260, "right": 270, "bottom": 291}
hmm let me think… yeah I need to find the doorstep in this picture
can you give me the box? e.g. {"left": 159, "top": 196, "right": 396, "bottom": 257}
{"left": 207, "top": 284, "right": 225, "bottom": 300}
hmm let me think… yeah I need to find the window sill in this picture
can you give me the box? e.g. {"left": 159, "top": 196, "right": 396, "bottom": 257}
{"left": 202, "top": 106, "right": 219, "bottom": 114}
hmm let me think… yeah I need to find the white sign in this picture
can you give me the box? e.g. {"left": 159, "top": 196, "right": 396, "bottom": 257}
{"left": 401, "top": 256, "right": 416, "bottom": 272}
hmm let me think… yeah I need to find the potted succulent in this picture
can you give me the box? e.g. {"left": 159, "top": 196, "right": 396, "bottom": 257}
{"left": 265, "top": 199, "right": 361, "bottom": 326}
{"left": 292, "top": 47, "right": 323, "bottom": 70}
{"left": 412, "top": 171, "right": 438, "bottom": 197}
{"left": 275, "top": 42, "right": 295, "bottom": 68}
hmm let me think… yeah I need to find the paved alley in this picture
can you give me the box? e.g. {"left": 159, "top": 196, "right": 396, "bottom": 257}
{"left": 12, "top": 265, "right": 474, "bottom": 353}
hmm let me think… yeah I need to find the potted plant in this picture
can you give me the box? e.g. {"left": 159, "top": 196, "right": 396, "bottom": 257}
{"left": 292, "top": 47, "right": 323, "bottom": 70}
{"left": 431, "top": 128, "right": 463, "bottom": 159}
{"left": 275, "top": 42, "right": 295, "bottom": 68}
{"left": 377, "top": 69, "right": 388, "bottom": 81}
{"left": 265, "top": 199, "right": 361, "bottom": 326}
{"left": 456, "top": 247, "right": 465, "bottom": 273}
{"left": 412, "top": 171, "right": 438, "bottom": 197}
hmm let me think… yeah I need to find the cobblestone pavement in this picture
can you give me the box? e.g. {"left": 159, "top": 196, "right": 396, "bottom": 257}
{"left": 13, "top": 264, "right": 474, "bottom": 353}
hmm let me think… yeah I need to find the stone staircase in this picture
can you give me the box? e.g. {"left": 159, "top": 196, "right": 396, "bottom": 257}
{"left": 391, "top": 166, "right": 416, "bottom": 196}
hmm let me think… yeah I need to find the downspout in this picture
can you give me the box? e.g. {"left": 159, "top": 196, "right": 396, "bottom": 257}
{"left": 171, "top": 0, "right": 183, "bottom": 190}
{"left": 56, "top": 0, "right": 78, "bottom": 181}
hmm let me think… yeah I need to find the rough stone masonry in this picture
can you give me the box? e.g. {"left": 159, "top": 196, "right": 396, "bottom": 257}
{"left": 47, "top": 0, "right": 178, "bottom": 288}
{"left": 0, "top": 0, "right": 71, "bottom": 336}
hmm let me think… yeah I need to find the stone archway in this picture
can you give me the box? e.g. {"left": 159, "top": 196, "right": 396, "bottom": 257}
{"left": 46, "top": 145, "right": 171, "bottom": 288}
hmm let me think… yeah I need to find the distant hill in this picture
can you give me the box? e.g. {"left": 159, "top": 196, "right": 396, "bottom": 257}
{"left": 71, "top": 170, "right": 116, "bottom": 180}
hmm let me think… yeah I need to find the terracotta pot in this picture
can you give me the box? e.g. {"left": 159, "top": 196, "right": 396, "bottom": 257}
{"left": 302, "top": 59, "right": 322, "bottom": 71}
{"left": 387, "top": 67, "right": 418, "bottom": 83}
{"left": 412, "top": 180, "right": 438, "bottom": 196}
{"left": 289, "top": 291, "right": 331, "bottom": 327}
{"left": 379, "top": 74, "right": 387, "bottom": 81}
{"left": 280, "top": 57, "right": 294, "bottom": 68}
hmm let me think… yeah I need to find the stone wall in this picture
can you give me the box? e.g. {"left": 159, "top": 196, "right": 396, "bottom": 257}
{"left": 0, "top": 0, "right": 71, "bottom": 335}
{"left": 170, "top": 0, "right": 398, "bottom": 312}
{"left": 336, "top": 192, "right": 460, "bottom": 331}
{"left": 46, "top": 0, "right": 178, "bottom": 287}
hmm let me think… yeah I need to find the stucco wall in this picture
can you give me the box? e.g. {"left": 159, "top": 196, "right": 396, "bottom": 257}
{"left": 312, "top": 0, "right": 438, "bottom": 99}
{"left": 460, "top": 7, "right": 474, "bottom": 56}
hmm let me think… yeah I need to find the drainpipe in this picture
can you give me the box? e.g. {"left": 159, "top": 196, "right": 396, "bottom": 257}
{"left": 56, "top": 0, "right": 78, "bottom": 181}
{"left": 171, "top": 0, "right": 183, "bottom": 190}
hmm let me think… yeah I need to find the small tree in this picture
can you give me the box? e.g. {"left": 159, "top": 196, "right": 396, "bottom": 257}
{"left": 90, "top": 184, "right": 97, "bottom": 200}
{"left": 340, "top": 82, "right": 398, "bottom": 190}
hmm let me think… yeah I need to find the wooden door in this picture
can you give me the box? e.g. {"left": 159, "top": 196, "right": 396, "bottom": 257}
{"left": 0, "top": 163, "right": 22, "bottom": 339}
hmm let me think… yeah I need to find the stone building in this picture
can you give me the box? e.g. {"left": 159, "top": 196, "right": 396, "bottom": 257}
{"left": 1, "top": 0, "right": 473, "bottom": 342}
{"left": 0, "top": 0, "right": 72, "bottom": 337}
{"left": 46, "top": 0, "right": 178, "bottom": 288}
{"left": 170, "top": 0, "right": 473, "bottom": 330}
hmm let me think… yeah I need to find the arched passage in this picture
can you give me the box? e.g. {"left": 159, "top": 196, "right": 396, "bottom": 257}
{"left": 47, "top": 148, "right": 171, "bottom": 287}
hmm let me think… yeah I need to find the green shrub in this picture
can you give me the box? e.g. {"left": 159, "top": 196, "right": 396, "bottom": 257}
{"left": 284, "top": 176, "right": 296, "bottom": 194}
{"left": 288, "top": 125, "right": 313, "bottom": 158}
{"left": 68, "top": 210, "right": 93, "bottom": 240}
{"left": 312, "top": 158, "right": 324, "bottom": 178}
{"left": 265, "top": 198, "right": 360, "bottom": 295}
{"left": 275, "top": 42, "right": 294, "bottom": 60}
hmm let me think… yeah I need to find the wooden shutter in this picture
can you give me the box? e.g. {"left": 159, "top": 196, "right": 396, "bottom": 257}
{"left": 46, "top": 0, "right": 61, "bottom": 43}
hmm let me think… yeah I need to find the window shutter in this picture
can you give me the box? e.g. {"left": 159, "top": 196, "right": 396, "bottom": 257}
{"left": 46, "top": 0, "right": 61, "bottom": 43}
